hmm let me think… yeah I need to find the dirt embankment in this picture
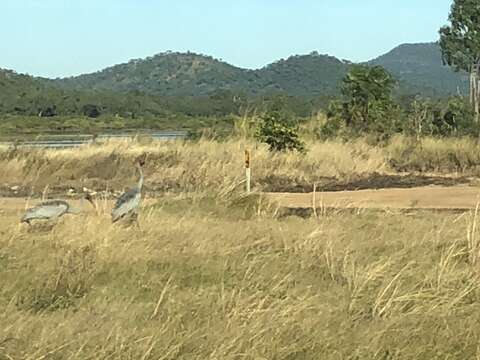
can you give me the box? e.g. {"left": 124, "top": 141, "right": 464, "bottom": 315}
{"left": 0, "top": 172, "right": 474, "bottom": 199}
{"left": 260, "top": 172, "right": 473, "bottom": 193}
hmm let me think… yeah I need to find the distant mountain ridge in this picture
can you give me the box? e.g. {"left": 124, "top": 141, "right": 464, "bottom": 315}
{"left": 2, "top": 42, "right": 470, "bottom": 100}
{"left": 0, "top": 68, "right": 64, "bottom": 115}
{"left": 45, "top": 51, "right": 350, "bottom": 97}
{"left": 47, "top": 52, "right": 262, "bottom": 96}
{"left": 44, "top": 43, "right": 467, "bottom": 97}
{"left": 368, "top": 42, "right": 469, "bottom": 97}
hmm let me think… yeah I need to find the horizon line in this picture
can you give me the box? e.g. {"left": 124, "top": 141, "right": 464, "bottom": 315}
{"left": 1, "top": 40, "right": 439, "bottom": 80}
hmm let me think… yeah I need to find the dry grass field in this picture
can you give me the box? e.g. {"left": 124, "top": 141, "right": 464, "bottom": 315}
{"left": 2, "top": 137, "right": 480, "bottom": 358}
{"left": 2, "top": 135, "right": 480, "bottom": 197}
{"left": 3, "top": 193, "right": 480, "bottom": 358}
{"left": 0, "top": 137, "right": 389, "bottom": 197}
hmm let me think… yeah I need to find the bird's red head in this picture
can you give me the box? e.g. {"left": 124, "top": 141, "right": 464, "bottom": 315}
{"left": 136, "top": 153, "right": 147, "bottom": 167}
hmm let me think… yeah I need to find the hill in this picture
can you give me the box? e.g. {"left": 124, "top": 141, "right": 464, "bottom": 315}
{"left": 368, "top": 42, "right": 468, "bottom": 97}
{"left": 49, "top": 51, "right": 349, "bottom": 97}
{"left": 0, "top": 68, "right": 59, "bottom": 115}
{"left": 49, "top": 52, "right": 263, "bottom": 96}
{"left": 258, "top": 53, "right": 348, "bottom": 96}
{"left": 48, "top": 43, "right": 467, "bottom": 98}
{"left": 0, "top": 68, "right": 171, "bottom": 119}
{"left": 0, "top": 42, "right": 473, "bottom": 122}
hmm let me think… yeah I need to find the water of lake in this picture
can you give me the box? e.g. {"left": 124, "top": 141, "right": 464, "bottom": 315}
{"left": 0, "top": 131, "right": 188, "bottom": 149}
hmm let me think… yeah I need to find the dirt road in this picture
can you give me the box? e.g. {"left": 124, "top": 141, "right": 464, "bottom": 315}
{"left": 267, "top": 185, "right": 480, "bottom": 210}
{"left": 3, "top": 185, "right": 480, "bottom": 217}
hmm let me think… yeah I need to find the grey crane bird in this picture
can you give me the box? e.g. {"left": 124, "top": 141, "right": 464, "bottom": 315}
{"left": 111, "top": 159, "right": 145, "bottom": 224}
{"left": 21, "top": 200, "right": 80, "bottom": 225}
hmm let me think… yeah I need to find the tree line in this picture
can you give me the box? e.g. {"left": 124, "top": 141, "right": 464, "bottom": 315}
{"left": 1, "top": 0, "right": 478, "bottom": 144}
{"left": 255, "top": 0, "right": 480, "bottom": 152}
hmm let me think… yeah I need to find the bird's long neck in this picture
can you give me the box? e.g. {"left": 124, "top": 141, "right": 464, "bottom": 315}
{"left": 137, "top": 165, "right": 144, "bottom": 190}
{"left": 85, "top": 196, "right": 98, "bottom": 214}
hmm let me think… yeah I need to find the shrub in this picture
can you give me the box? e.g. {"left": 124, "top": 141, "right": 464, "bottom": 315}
{"left": 82, "top": 104, "right": 101, "bottom": 118}
{"left": 404, "top": 97, "right": 477, "bottom": 138}
{"left": 256, "top": 100, "right": 305, "bottom": 152}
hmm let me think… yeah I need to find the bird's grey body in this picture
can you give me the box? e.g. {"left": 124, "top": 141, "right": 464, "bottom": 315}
{"left": 111, "top": 163, "right": 144, "bottom": 223}
{"left": 21, "top": 200, "right": 79, "bottom": 225}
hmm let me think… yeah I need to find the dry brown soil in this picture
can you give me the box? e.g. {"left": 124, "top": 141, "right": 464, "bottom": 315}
{"left": 267, "top": 185, "right": 480, "bottom": 210}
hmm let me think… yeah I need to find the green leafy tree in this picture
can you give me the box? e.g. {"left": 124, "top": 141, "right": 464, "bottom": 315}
{"left": 256, "top": 99, "right": 305, "bottom": 152}
{"left": 439, "top": 0, "right": 480, "bottom": 122}
{"left": 443, "top": 97, "right": 475, "bottom": 131}
{"left": 322, "top": 65, "right": 400, "bottom": 140}
{"left": 341, "top": 65, "right": 396, "bottom": 128}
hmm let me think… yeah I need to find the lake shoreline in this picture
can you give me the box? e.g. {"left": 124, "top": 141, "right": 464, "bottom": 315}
{"left": 0, "top": 130, "right": 188, "bottom": 148}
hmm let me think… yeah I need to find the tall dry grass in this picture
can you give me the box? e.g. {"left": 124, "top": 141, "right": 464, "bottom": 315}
{"left": 2, "top": 193, "right": 480, "bottom": 358}
{"left": 2, "top": 138, "right": 480, "bottom": 357}
{"left": 0, "top": 137, "right": 389, "bottom": 196}
{"left": 387, "top": 135, "right": 480, "bottom": 174}
{"left": 2, "top": 135, "right": 480, "bottom": 198}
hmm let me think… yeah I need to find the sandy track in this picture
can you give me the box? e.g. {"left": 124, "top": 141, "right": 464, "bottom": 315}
{"left": 3, "top": 186, "right": 480, "bottom": 216}
{"left": 267, "top": 185, "right": 480, "bottom": 210}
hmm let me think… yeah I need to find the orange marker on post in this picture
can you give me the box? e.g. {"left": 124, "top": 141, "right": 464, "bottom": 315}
{"left": 245, "top": 150, "right": 251, "bottom": 193}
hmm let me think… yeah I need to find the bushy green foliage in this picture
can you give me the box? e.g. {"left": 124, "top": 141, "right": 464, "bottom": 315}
{"left": 256, "top": 100, "right": 305, "bottom": 152}
{"left": 319, "top": 65, "right": 478, "bottom": 141}
{"left": 439, "top": 0, "right": 480, "bottom": 74}
{"left": 320, "top": 65, "right": 401, "bottom": 140}
{"left": 443, "top": 97, "right": 476, "bottom": 132}
{"left": 440, "top": 0, "right": 480, "bottom": 122}
{"left": 405, "top": 96, "right": 477, "bottom": 137}
{"left": 318, "top": 101, "right": 347, "bottom": 139}
{"left": 0, "top": 114, "right": 236, "bottom": 137}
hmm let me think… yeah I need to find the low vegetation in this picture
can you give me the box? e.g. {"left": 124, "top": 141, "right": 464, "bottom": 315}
{"left": 2, "top": 177, "right": 480, "bottom": 358}
{"left": 0, "top": 126, "right": 480, "bottom": 358}
{"left": 0, "top": 114, "right": 236, "bottom": 139}
{"left": 0, "top": 138, "right": 386, "bottom": 196}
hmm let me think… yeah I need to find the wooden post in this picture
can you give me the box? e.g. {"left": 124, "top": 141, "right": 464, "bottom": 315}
{"left": 245, "top": 149, "right": 251, "bottom": 193}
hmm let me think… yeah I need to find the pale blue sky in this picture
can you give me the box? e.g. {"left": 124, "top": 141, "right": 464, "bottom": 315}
{"left": 1, "top": 0, "right": 453, "bottom": 78}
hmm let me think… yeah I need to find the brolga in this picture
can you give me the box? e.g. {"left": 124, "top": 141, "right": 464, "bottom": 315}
{"left": 21, "top": 194, "right": 95, "bottom": 225}
{"left": 111, "top": 158, "right": 145, "bottom": 226}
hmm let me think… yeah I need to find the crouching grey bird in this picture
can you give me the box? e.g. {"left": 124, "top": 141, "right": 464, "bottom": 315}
{"left": 111, "top": 157, "right": 145, "bottom": 225}
{"left": 21, "top": 194, "right": 96, "bottom": 225}
{"left": 21, "top": 200, "right": 80, "bottom": 225}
